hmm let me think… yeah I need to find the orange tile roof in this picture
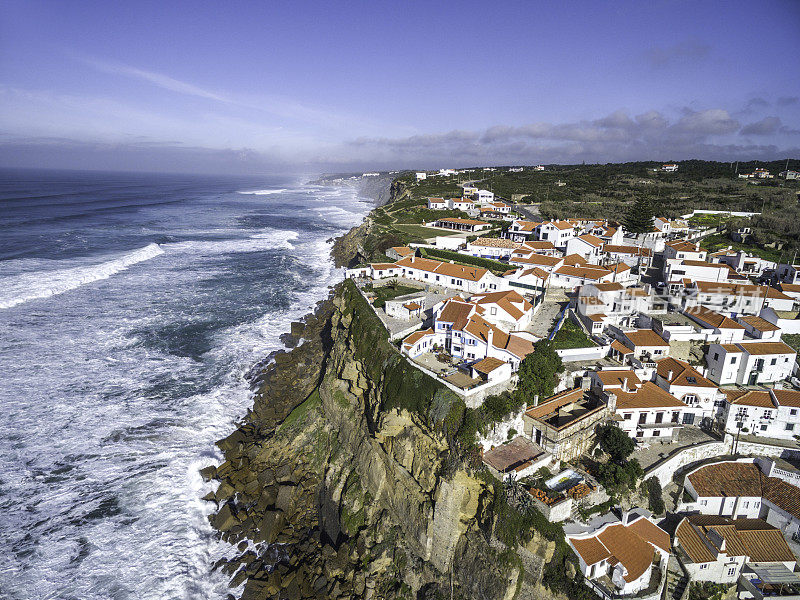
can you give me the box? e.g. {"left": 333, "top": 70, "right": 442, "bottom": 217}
{"left": 512, "top": 253, "right": 562, "bottom": 267}
{"left": 569, "top": 516, "right": 669, "bottom": 583}
{"left": 471, "top": 357, "right": 507, "bottom": 374}
{"left": 723, "top": 389, "right": 775, "bottom": 408}
{"left": 623, "top": 329, "right": 669, "bottom": 347}
{"left": 576, "top": 234, "right": 603, "bottom": 247}
{"left": 676, "top": 515, "right": 795, "bottom": 564}
{"left": 611, "top": 339, "right": 633, "bottom": 355}
{"left": 595, "top": 369, "right": 641, "bottom": 388}
{"left": 735, "top": 341, "right": 795, "bottom": 355}
{"left": 371, "top": 263, "right": 399, "bottom": 270}
{"left": 593, "top": 282, "right": 625, "bottom": 292}
{"left": 390, "top": 246, "right": 413, "bottom": 257}
{"left": 469, "top": 237, "right": 521, "bottom": 249}
{"left": 525, "top": 388, "right": 586, "bottom": 421}
{"left": 401, "top": 328, "right": 435, "bottom": 348}
{"left": 603, "top": 244, "right": 653, "bottom": 257}
{"left": 684, "top": 306, "right": 745, "bottom": 330}
{"left": 738, "top": 315, "right": 782, "bottom": 332}
{"left": 438, "top": 299, "right": 474, "bottom": 328}
{"left": 555, "top": 265, "right": 613, "bottom": 280}
{"left": 614, "top": 381, "right": 686, "bottom": 410}
{"left": 774, "top": 389, "right": 800, "bottom": 408}
{"left": 687, "top": 462, "right": 800, "bottom": 520}
{"left": 656, "top": 357, "right": 716, "bottom": 388}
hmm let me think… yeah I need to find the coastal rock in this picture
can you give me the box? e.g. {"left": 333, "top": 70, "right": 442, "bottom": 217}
{"left": 206, "top": 279, "right": 522, "bottom": 600}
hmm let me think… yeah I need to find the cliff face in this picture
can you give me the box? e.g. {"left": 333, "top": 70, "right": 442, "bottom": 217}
{"left": 204, "top": 281, "right": 520, "bottom": 600}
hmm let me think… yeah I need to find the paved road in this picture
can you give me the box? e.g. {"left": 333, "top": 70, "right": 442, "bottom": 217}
{"left": 512, "top": 202, "right": 541, "bottom": 221}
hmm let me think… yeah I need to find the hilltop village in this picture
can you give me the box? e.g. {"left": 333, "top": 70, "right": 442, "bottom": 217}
{"left": 343, "top": 162, "right": 800, "bottom": 600}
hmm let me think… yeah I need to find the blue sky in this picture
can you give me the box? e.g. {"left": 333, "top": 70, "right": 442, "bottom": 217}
{"left": 1, "top": 0, "right": 799, "bottom": 173}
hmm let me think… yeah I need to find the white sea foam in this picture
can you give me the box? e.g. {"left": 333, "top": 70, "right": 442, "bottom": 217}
{"left": 236, "top": 188, "right": 288, "bottom": 195}
{"left": 166, "top": 230, "right": 300, "bottom": 254}
{"left": 0, "top": 243, "right": 165, "bottom": 309}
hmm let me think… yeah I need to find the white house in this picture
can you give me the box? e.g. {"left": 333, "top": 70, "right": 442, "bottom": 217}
{"left": 776, "top": 263, "right": 800, "bottom": 285}
{"left": 463, "top": 237, "right": 521, "bottom": 260}
{"left": 710, "top": 250, "right": 775, "bottom": 277}
{"left": 674, "top": 514, "right": 795, "bottom": 585}
{"left": 473, "top": 189, "right": 494, "bottom": 204}
{"left": 565, "top": 234, "right": 604, "bottom": 263}
{"left": 450, "top": 198, "right": 475, "bottom": 212}
{"left": 616, "top": 329, "right": 670, "bottom": 361}
{"left": 705, "top": 341, "right": 796, "bottom": 386}
{"left": 664, "top": 260, "right": 738, "bottom": 290}
{"left": 401, "top": 328, "right": 437, "bottom": 357}
{"left": 602, "top": 244, "right": 653, "bottom": 269}
{"left": 608, "top": 381, "right": 690, "bottom": 441}
{"left": 661, "top": 164, "right": 679, "bottom": 172}
{"left": 461, "top": 185, "right": 478, "bottom": 197}
{"left": 567, "top": 509, "right": 671, "bottom": 597}
{"left": 681, "top": 460, "right": 800, "bottom": 541}
{"left": 737, "top": 315, "right": 783, "bottom": 341}
{"left": 664, "top": 240, "right": 707, "bottom": 262}
{"left": 509, "top": 251, "right": 563, "bottom": 272}
{"left": 427, "top": 197, "right": 448, "bottom": 209}
{"left": 469, "top": 289, "right": 534, "bottom": 331}
{"left": 428, "top": 298, "right": 535, "bottom": 370}
{"left": 535, "top": 221, "right": 575, "bottom": 249}
{"left": 506, "top": 219, "right": 541, "bottom": 242}
{"left": 549, "top": 264, "right": 619, "bottom": 288}
{"left": 654, "top": 357, "right": 724, "bottom": 424}
{"left": 394, "top": 255, "right": 505, "bottom": 293}
{"left": 684, "top": 306, "right": 746, "bottom": 343}
{"left": 415, "top": 172, "right": 427, "bottom": 181}
{"left": 431, "top": 217, "right": 491, "bottom": 232}
{"left": 683, "top": 282, "right": 795, "bottom": 315}
{"left": 719, "top": 388, "right": 800, "bottom": 440}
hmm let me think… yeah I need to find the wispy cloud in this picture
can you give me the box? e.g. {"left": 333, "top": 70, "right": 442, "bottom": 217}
{"left": 71, "top": 53, "right": 392, "bottom": 136}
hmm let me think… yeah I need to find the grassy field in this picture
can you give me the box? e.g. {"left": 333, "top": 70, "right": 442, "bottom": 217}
{"left": 551, "top": 320, "right": 596, "bottom": 349}
{"left": 699, "top": 233, "right": 783, "bottom": 262}
{"left": 370, "top": 284, "right": 423, "bottom": 308}
{"left": 392, "top": 224, "right": 461, "bottom": 239}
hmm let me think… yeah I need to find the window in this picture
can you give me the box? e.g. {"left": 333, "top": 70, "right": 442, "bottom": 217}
{"left": 730, "top": 356, "right": 737, "bottom": 364}
{"left": 727, "top": 568, "right": 736, "bottom": 577}
{"left": 683, "top": 413, "right": 695, "bottom": 425}
{"left": 787, "top": 423, "right": 795, "bottom": 431}
{"left": 761, "top": 425, "right": 767, "bottom": 431}
{"left": 743, "top": 502, "right": 749, "bottom": 508}
{"left": 639, "top": 413, "right": 647, "bottom": 424}
{"left": 792, "top": 409, "right": 798, "bottom": 416}
{"left": 655, "top": 412, "right": 664, "bottom": 424}
{"left": 683, "top": 394, "right": 697, "bottom": 404}
{"left": 652, "top": 430, "right": 661, "bottom": 437}
{"left": 636, "top": 431, "right": 643, "bottom": 438}
{"left": 624, "top": 413, "right": 632, "bottom": 420}
{"left": 771, "top": 358, "right": 777, "bottom": 366}
{"left": 714, "top": 352, "right": 719, "bottom": 361}
{"left": 700, "top": 500, "right": 707, "bottom": 506}
{"left": 490, "top": 307, "right": 497, "bottom": 316}
{"left": 700, "top": 564, "right": 708, "bottom": 570}
{"left": 672, "top": 411, "right": 680, "bottom": 423}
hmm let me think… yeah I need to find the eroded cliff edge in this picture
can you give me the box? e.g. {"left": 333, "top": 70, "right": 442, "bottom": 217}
{"left": 204, "top": 280, "right": 531, "bottom": 599}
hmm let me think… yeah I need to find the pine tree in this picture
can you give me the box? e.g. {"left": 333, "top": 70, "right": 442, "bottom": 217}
{"left": 624, "top": 197, "right": 654, "bottom": 234}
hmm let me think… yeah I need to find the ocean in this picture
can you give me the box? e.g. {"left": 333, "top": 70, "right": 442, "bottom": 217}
{"left": 0, "top": 169, "right": 371, "bottom": 599}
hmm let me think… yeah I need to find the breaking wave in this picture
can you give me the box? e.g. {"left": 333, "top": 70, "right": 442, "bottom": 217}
{"left": 0, "top": 243, "right": 165, "bottom": 309}
{"left": 236, "top": 188, "right": 288, "bottom": 195}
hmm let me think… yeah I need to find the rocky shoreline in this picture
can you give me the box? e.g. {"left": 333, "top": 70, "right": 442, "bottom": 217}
{"left": 202, "top": 175, "right": 562, "bottom": 600}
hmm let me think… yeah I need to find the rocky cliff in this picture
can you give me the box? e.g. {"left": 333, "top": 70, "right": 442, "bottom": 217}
{"left": 203, "top": 280, "right": 524, "bottom": 600}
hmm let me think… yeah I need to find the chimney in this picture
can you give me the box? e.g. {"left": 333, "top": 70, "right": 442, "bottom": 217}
{"left": 487, "top": 328, "right": 494, "bottom": 348}
{"left": 622, "top": 377, "right": 628, "bottom": 393}
{"left": 666, "top": 370, "right": 673, "bottom": 382}
{"left": 606, "top": 392, "right": 617, "bottom": 413}
{"left": 533, "top": 394, "right": 540, "bottom": 407}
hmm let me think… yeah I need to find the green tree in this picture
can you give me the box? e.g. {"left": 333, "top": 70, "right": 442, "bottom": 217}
{"left": 644, "top": 477, "right": 665, "bottom": 515}
{"left": 596, "top": 424, "right": 635, "bottom": 463}
{"left": 516, "top": 340, "right": 564, "bottom": 403}
{"left": 624, "top": 197, "right": 655, "bottom": 234}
